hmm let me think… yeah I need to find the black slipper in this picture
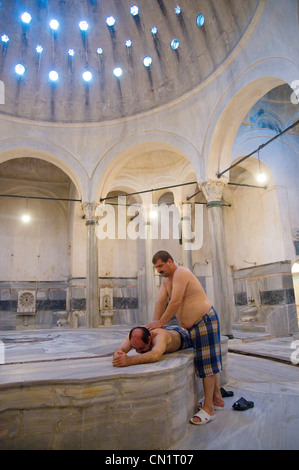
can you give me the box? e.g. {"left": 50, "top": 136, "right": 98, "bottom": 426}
{"left": 232, "top": 397, "right": 254, "bottom": 411}
{"left": 220, "top": 387, "right": 234, "bottom": 398}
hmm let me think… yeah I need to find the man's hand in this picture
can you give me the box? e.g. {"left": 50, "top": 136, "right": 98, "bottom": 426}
{"left": 112, "top": 350, "right": 130, "bottom": 367}
{"left": 146, "top": 320, "right": 163, "bottom": 331}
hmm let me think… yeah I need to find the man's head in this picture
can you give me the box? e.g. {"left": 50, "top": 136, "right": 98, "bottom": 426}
{"left": 129, "top": 326, "right": 152, "bottom": 353}
{"left": 152, "top": 250, "right": 176, "bottom": 277}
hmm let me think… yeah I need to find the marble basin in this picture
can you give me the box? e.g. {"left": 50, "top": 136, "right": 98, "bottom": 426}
{"left": 240, "top": 305, "right": 258, "bottom": 322}
{"left": 0, "top": 327, "right": 228, "bottom": 450}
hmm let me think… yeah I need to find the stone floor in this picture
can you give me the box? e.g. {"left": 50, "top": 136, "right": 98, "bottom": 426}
{"left": 0, "top": 326, "right": 298, "bottom": 450}
{"left": 171, "top": 329, "right": 299, "bottom": 450}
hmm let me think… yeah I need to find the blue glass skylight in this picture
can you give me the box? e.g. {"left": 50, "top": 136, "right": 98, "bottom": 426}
{"left": 79, "top": 21, "right": 88, "bottom": 31}
{"left": 21, "top": 12, "right": 32, "bottom": 24}
{"left": 49, "top": 19, "right": 59, "bottom": 31}
{"left": 106, "top": 16, "right": 116, "bottom": 27}
{"left": 113, "top": 67, "right": 123, "bottom": 77}
{"left": 175, "top": 6, "right": 181, "bottom": 15}
{"left": 143, "top": 56, "right": 152, "bottom": 67}
{"left": 15, "top": 64, "right": 25, "bottom": 75}
{"left": 170, "top": 39, "right": 180, "bottom": 50}
{"left": 196, "top": 14, "right": 205, "bottom": 27}
{"left": 49, "top": 70, "right": 58, "bottom": 81}
{"left": 83, "top": 71, "right": 92, "bottom": 82}
{"left": 130, "top": 6, "right": 139, "bottom": 16}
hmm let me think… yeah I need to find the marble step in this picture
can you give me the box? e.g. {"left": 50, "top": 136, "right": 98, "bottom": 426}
{"left": 232, "top": 321, "right": 268, "bottom": 333}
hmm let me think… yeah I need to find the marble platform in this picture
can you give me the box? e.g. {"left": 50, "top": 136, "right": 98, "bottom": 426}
{"left": 0, "top": 327, "right": 228, "bottom": 450}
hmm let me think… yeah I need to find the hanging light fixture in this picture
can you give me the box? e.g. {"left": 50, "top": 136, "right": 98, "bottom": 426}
{"left": 257, "top": 150, "right": 267, "bottom": 183}
{"left": 21, "top": 197, "right": 31, "bottom": 223}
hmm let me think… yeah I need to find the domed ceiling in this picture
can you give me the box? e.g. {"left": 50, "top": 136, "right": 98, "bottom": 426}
{"left": 0, "top": 0, "right": 260, "bottom": 123}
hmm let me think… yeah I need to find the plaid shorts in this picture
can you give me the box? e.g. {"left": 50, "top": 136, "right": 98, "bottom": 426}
{"left": 187, "top": 307, "right": 222, "bottom": 378}
{"left": 163, "top": 325, "right": 193, "bottom": 350}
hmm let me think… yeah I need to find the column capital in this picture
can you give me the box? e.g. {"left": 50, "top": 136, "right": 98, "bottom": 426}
{"left": 201, "top": 180, "right": 227, "bottom": 207}
{"left": 82, "top": 202, "right": 99, "bottom": 224}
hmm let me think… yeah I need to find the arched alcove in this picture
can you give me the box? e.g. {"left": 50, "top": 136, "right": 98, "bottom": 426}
{"left": 93, "top": 135, "right": 202, "bottom": 202}
{"left": 0, "top": 145, "right": 85, "bottom": 201}
{"left": 0, "top": 157, "right": 78, "bottom": 282}
{"left": 204, "top": 65, "right": 298, "bottom": 180}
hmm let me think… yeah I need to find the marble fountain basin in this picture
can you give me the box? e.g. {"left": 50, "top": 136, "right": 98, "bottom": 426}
{"left": 0, "top": 327, "right": 228, "bottom": 450}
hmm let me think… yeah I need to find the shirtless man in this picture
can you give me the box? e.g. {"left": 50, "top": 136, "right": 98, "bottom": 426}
{"left": 146, "top": 250, "right": 224, "bottom": 425}
{"left": 112, "top": 324, "right": 192, "bottom": 367}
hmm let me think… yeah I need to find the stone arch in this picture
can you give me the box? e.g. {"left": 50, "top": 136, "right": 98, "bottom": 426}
{"left": 92, "top": 131, "right": 202, "bottom": 202}
{"left": 0, "top": 139, "right": 86, "bottom": 200}
{"left": 204, "top": 58, "right": 299, "bottom": 181}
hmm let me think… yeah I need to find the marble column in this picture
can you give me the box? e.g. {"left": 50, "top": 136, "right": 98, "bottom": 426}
{"left": 180, "top": 203, "right": 193, "bottom": 271}
{"left": 143, "top": 196, "right": 156, "bottom": 323}
{"left": 82, "top": 202, "right": 99, "bottom": 328}
{"left": 201, "top": 180, "right": 233, "bottom": 337}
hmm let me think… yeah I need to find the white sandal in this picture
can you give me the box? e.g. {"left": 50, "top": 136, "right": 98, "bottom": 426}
{"left": 190, "top": 408, "right": 216, "bottom": 425}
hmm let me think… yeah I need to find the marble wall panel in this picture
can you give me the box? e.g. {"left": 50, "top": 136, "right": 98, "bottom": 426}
{"left": 232, "top": 261, "right": 298, "bottom": 334}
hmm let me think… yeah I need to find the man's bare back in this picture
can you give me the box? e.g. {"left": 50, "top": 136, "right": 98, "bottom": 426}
{"left": 151, "top": 328, "right": 181, "bottom": 353}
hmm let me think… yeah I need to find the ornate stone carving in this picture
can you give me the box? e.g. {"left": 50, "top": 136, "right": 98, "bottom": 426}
{"left": 201, "top": 180, "right": 226, "bottom": 202}
{"left": 99, "top": 287, "right": 114, "bottom": 326}
{"left": 201, "top": 180, "right": 227, "bottom": 206}
{"left": 17, "top": 290, "right": 36, "bottom": 315}
{"left": 82, "top": 202, "right": 99, "bottom": 223}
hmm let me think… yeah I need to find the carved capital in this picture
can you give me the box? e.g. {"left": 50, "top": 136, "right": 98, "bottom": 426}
{"left": 82, "top": 202, "right": 99, "bottom": 223}
{"left": 201, "top": 180, "right": 227, "bottom": 205}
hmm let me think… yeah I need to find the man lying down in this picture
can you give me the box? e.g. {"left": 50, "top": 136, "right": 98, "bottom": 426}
{"left": 112, "top": 324, "right": 193, "bottom": 367}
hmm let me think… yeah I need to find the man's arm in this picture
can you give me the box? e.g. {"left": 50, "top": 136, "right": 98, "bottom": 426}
{"left": 147, "top": 269, "right": 188, "bottom": 330}
{"left": 113, "top": 334, "right": 132, "bottom": 355}
{"left": 153, "top": 280, "right": 168, "bottom": 320}
{"left": 113, "top": 331, "right": 168, "bottom": 367}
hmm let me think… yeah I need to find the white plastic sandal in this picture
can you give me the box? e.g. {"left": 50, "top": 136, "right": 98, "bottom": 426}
{"left": 190, "top": 408, "right": 216, "bottom": 425}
